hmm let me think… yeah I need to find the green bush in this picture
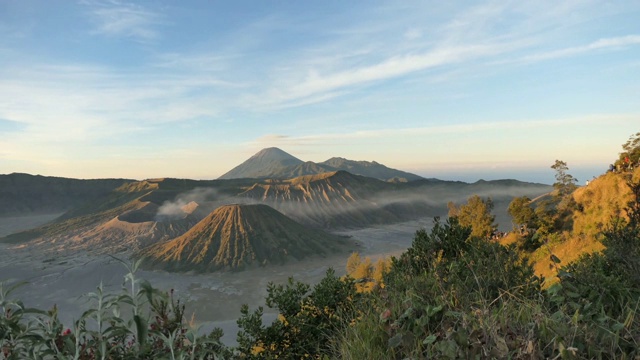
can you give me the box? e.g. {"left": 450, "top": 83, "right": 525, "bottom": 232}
{"left": 235, "top": 268, "right": 361, "bottom": 359}
{"left": 338, "top": 205, "right": 640, "bottom": 359}
{"left": 390, "top": 217, "right": 541, "bottom": 304}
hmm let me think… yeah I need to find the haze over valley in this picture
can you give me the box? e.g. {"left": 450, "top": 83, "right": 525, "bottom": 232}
{"left": 0, "top": 147, "right": 552, "bottom": 342}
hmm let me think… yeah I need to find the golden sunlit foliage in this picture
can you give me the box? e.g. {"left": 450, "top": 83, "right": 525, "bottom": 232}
{"left": 447, "top": 195, "right": 496, "bottom": 238}
{"left": 345, "top": 252, "right": 391, "bottom": 292}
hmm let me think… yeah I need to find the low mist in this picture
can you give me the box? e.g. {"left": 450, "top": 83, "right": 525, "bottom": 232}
{"left": 155, "top": 187, "right": 219, "bottom": 221}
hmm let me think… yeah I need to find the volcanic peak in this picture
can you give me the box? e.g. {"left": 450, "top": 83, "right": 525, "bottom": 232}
{"left": 218, "top": 147, "right": 424, "bottom": 182}
{"left": 250, "top": 147, "right": 301, "bottom": 162}
{"left": 139, "top": 203, "right": 345, "bottom": 272}
{"left": 218, "top": 148, "right": 303, "bottom": 180}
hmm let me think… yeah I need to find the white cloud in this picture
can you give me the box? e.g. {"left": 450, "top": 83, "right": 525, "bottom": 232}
{"left": 403, "top": 29, "right": 422, "bottom": 40}
{"left": 249, "top": 114, "right": 640, "bottom": 147}
{"left": 241, "top": 1, "right": 621, "bottom": 110}
{"left": 521, "top": 35, "right": 640, "bottom": 62}
{"left": 252, "top": 42, "right": 515, "bottom": 110}
{"left": 0, "top": 61, "right": 238, "bottom": 148}
{"left": 83, "top": 0, "right": 164, "bottom": 41}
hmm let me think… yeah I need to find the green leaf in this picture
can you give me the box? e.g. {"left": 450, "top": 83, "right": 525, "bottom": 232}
{"left": 612, "top": 322, "right": 625, "bottom": 332}
{"left": 400, "top": 307, "right": 413, "bottom": 320}
{"left": 22, "top": 308, "right": 49, "bottom": 316}
{"left": 388, "top": 333, "right": 403, "bottom": 349}
{"left": 435, "top": 339, "right": 458, "bottom": 359}
{"left": 416, "top": 315, "right": 429, "bottom": 327}
{"left": 427, "top": 305, "right": 443, "bottom": 317}
{"left": 423, "top": 334, "right": 437, "bottom": 345}
{"left": 495, "top": 335, "right": 509, "bottom": 358}
{"left": 186, "top": 331, "right": 196, "bottom": 344}
{"left": 557, "top": 270, "right": 571, "bottom": 279}
{"left": 134, "top": 315, "right": 148, "bottom": 346}
{"left": 566, "top": 291, "right": 580, "bottom": 299}
{"left": 444, "top": 311, "right": 462, "bottom": 318}
{"left": 571, "top": 309, "right": 580, "bottom": 325}
{"left": 1, "top": 281, "right": 28, "bottom": 298}
{"left": 80, "top": 308, "right": 97, "bottom": 320}
{"left": 550, "top": 254, "right": 561, "bottom": 264}
{"left": 551, "top": 310, "right": 565, "bottom": 321}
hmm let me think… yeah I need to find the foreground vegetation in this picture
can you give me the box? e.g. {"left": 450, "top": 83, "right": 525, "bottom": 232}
{"left": 2, "top": 134, "right": 640, "bottom": 359}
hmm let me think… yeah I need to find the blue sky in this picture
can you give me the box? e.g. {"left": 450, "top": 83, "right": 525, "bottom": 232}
{"left": 1, "top": 1, "right": 639, "bottom": 183}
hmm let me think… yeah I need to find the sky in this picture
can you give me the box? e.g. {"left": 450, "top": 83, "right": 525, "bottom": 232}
{"left": 1, "top": 1, "right": 639, "bottom": 184}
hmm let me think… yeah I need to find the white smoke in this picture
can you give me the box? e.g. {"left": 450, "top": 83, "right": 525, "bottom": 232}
{"left": 155, "top": 187, "right": 219, "bottom": 222}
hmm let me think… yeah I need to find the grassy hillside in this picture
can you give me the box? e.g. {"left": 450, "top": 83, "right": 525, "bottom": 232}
{"left": 572, "top": 170, "right": 639, "bottom": 237}
{"left": 531, "top": 168, "right": 640, "bottom": 282}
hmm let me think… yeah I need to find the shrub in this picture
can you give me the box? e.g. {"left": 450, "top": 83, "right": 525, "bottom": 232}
{"left": 390, "top": 217, "right": 541, "bottom": 305}
{"left": 235, "top": 268, "right": 361, "bottom": 359}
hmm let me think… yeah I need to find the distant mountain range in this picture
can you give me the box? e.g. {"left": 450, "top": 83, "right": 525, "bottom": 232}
{"left": 0, "top": 173, "right": 131, "bottom": 217}
{"left": 0, "top": 150, "right": 552, "bottom": 272}
{"left": 218, "top": 147, "right": 424, "bottom": 182}
{"left": 1, "top": 171, "right": 549, "bottom": 248}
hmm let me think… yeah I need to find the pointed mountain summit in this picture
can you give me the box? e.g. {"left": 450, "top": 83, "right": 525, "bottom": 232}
{"left": 219, "top": 148, "right": 304, "bottom": 179}
{"left": 218, "top": 148, "right": 424, "bottom": 181}
{"left": 139, "top": 204, "right": 345, "bottom": 272}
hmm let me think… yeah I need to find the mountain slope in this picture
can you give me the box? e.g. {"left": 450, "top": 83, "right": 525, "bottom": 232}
{"left": 218, "top": 148, "right": 304, "bottom": 179}
{"left": 0, "top": 178, "right": 220, "bottom": 246}
{"left": 67, "top": 200, "right": 207, "bottom": 252}
{"left": 237, "top": 171, "right": 412, "bottom": 228}
{"left": 237, "top": 171, "right": 551, "bottom": 230}
{"left": 139, "top": 204, "right": 346, "bottom": 271}
{"left": 319, "top": 157, "right": 423, "bottom": 182}
{"left": 0, "top": 181, "right": 160, "bottom": 244}
{"left": 0, "top": 173, "right": 132, "bottom": 217}
{"left": 275, "top": 161, "right": 337, "bottom": 179}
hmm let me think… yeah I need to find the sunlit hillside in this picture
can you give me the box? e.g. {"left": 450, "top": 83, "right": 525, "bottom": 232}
{"left": 533, "top": 167, "right": 640, "bottom": 282}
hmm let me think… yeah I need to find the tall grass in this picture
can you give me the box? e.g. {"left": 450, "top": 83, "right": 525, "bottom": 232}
{"left": 0, "top": 257, "right": 227, "bottom": 360}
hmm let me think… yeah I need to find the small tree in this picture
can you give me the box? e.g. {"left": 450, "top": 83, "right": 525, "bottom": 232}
{"left": 346, "top": 252, "right": 389, "bottom": 292}
{"left": 618, "top": 131, "right": 640, "bottom": 169}
{"left": 551, "top": 160, "right": 578, "bottom": 199}
{"left": 346, "top": 252, "right": 362, "bottom": 275}
{"left": 448, "top": 195, "right": 497, "bottom": 238}
{"left": 548, "top": 160, "right": 579, "bottom": 231}
{"left": 372, "top": 258, "right": 391, "bottom": 285}
{"left": 508, "top": 196, "right": 536, "bottom": 233}
{"left": 533, "top": 198, "right": 555, "bottom": 235}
